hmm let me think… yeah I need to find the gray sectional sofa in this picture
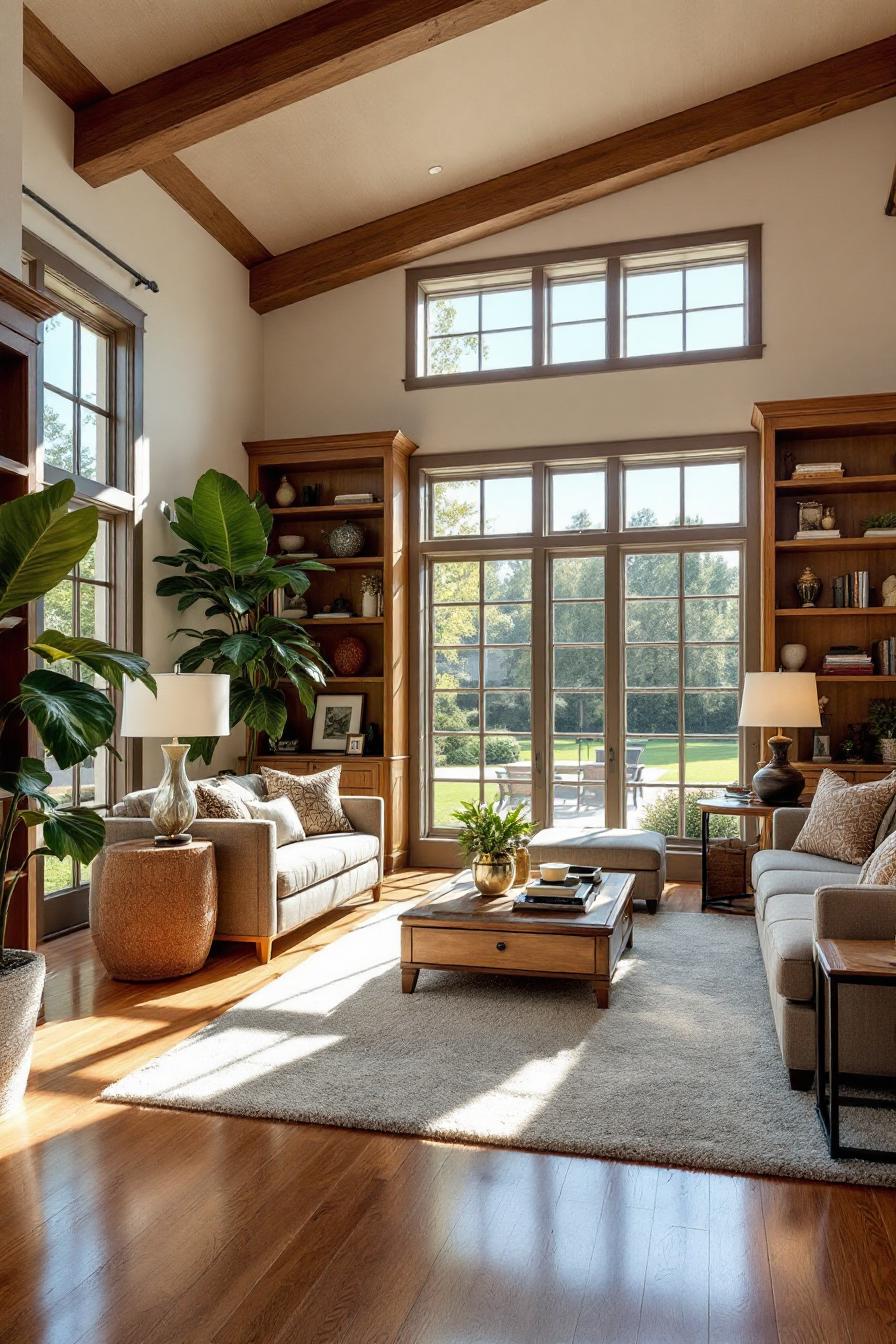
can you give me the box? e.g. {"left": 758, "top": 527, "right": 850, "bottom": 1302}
{"left": 752, "top": 808, "right": 896, "bottom": 1088}
{"left": 91, "top": 772, "right": 384, "bottom": 963}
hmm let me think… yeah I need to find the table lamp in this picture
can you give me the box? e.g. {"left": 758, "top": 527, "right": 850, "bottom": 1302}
{"left": 738, "top": 672, "right": 820, "bottom": 803}
{"left": 121, "top": 671, "right": 230, "bottom": 845}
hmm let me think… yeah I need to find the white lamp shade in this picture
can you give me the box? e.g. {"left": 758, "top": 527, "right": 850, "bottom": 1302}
{"left": 121, "top": 673, "right": 231, "bottom": 739}
{"left": 738, "top": 672, "right": 820, "bottom": 729}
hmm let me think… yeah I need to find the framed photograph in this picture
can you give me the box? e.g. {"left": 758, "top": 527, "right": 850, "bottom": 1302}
{"left": 311, "top": 693, "right": 364, "bottom": 751}
{"left": 812, "top": 732, "right": 831, "bottom": 763}
{"left": 797, "top": 499, "right": 823, "bottom": 533}
{"left": 345, "top": 732, "right": 365, "bottom": 756}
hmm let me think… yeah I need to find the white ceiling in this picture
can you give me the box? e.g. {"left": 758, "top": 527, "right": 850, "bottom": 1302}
{"left": 31, "top": 0, "right": 896, "bottom": 256}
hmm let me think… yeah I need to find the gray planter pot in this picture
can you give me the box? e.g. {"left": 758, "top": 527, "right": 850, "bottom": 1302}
{"left": 0, "top": 950, "right": 46, "bottom": 1116}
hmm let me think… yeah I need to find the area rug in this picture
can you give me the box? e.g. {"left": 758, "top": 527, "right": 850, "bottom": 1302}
{"left": 102, "top": 902, "right": 896, "bottom": 1187}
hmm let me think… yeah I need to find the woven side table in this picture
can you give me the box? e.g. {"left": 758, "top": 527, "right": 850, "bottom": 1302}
{"left": 92, "top": 839, "right": 217, "bottom": 981}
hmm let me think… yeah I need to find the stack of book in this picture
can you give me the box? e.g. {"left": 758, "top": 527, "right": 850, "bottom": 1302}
{"left": 723, "top": 785, "right": 752, "bottom": 802}
{"left": 832, "top": 571, "right": 870, "bottom": 607}
{"left": 333, "top": 491, "right": 375, "bottom": 504}
{"left": 513, "top": 869, "right": 601, "bottom": 912}
{"left": 794, "top": 529, "right": 840, "bottom": 540}
{"left": 875, "top": 638, "right": 896, "bottom": 675}
{"left": 864, "top": 526, "right": 896, "bottom": 538}
{"left": 791, "top": 462, "right": 843, "bottom": 480}
{"left": 820, "top": 645, "right": 874, "bottom": 676}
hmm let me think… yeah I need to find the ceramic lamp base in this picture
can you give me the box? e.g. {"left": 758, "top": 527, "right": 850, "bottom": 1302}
{"left": 153, "top": 833, "right": 192, "bottom": 847}
{"left": 149, "top": 741, "right": 197, "bottom": 843}
{"left": 752, "top": 734, "right": 805, "bottom": 803}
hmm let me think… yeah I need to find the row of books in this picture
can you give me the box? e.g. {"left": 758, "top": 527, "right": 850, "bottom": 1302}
{"left": 820, "top": 644, "right": 874, "bottom": 675}
{"left": 875, "top": 638, "right": 896, "bottom": 675}
{"left": 832, "top": 571, "right": 870, "bottom": 607}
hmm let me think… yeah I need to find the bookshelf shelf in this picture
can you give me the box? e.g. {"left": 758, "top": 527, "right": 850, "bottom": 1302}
{"left": 775, "top": 473, "right": 896, "bottom": 496}
{"left": 816, "top": 675, "right": 896, "bottom": 684}
{"left": 269, "top": 502, "right": 384, "bottom": 518}
{"left": 775, "top": 607, "right": 896, "bottom": 618}
{"left": 776, "top": 537, "right": 896, "bottom": 552}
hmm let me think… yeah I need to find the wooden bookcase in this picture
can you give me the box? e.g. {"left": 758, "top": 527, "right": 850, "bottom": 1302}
{"left": 754, "top": 393, "right": 896, "bottom": 789}
{"left": 243, "top": 430, "right": 417, "bottom": 871}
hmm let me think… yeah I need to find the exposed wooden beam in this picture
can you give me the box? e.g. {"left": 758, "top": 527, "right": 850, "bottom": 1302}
{"left": 23, "top": 8, "right": 271, "bottom": 269}
{"left": 73, "top": 0, "right": 548, "bottom": 187}
{"left": 249, "top": 34, "right": 896, "bottom": 313}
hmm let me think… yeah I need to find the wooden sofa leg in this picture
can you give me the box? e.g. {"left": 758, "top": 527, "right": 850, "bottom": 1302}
{"left": 788, "top": 1068, "right": 814, "bottom": 1091}
{"left": 371, "top": 884, "right": 382, "bottom": 903}
{"left": 256, "top": 937, "right": 274, "bottom": 965}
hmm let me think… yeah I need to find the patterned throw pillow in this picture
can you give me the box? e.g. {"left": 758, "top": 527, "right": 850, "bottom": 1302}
{"left": 243, "top": 794, "right": 306, "bottom": 846}
{"left": 858, "top": 830, "right": 896, "bottom": 886}
{"left": 261, "top": 764, "right": 353, "bottom": 836}
{"left": 793, "top": 769, "right": 896, "bottom": 865}
{"left": 194, "top": 779, "right": 252, "bottom": 820}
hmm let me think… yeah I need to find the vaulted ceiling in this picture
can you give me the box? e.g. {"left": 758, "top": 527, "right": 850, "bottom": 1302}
{"left": 26, "top": 0, "right": 896, "bottom": 312}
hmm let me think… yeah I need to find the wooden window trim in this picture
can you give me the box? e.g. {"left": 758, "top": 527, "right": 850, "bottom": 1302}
{"left": 405, "top": 225, "right": 762, "bottom": 390}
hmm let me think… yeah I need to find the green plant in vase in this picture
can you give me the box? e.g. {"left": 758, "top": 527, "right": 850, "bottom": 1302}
{"left": 451, "top": 799, "right": 533, "bottom": 895}
{"left": 0, "top": 479, "right": 153, "bottom": 1114}
{"left": 155, "top": 470, "right": 331, "bottom": 771}
{"left": 868, "top": 699, "right": 896, "bottom": 765}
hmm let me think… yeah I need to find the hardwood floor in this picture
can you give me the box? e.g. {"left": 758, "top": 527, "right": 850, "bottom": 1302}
{"left": 2, "top": 873, "right": 895, "bottom": 1343}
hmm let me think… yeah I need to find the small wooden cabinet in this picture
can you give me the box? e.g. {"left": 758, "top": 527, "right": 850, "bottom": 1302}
{"left": 243, "top": 430, "right": 417, "bottom": 874}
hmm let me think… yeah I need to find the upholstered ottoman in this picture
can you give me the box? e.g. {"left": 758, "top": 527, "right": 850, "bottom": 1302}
{"left": 528, "top": 828, "right": 666, "bottom": 913}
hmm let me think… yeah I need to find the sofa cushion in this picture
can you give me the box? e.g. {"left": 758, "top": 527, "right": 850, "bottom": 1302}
{"left": 529, "top": 826, "right": 665, "bottom": 872}
{"left": 262, "top": 764, "right": 352, "bottom": 837}
{"left": 859, "top": 830, "right": 896, "bottom": 885}
{"left": 244, "top": 793, "right": 305, "bottom": 846}
{"left": 755, "top": 866, "right": 859, "bottom": 918}
{"left": 752, "top": 846, "right": 859, "bottom": 888}
{"left": 195, "top": 778, "right": 252, "bottom": 819}
{"left": 793, "top": 768, "right": 896, "bottom": 865}
{"left": 760, "top": 892, "right": 816, "bottom": 1002}
{"left": 275, "top": 833, "right": 379, "bottom": 900}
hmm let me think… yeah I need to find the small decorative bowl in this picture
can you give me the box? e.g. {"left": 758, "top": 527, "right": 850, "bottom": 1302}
{"left": 540, "top": 862, "right": 570, "bottom": 882}
{"left": 279, "top": 534, "right": 305, "bottom": 553}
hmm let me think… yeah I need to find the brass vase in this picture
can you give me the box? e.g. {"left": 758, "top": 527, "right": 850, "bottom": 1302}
{"left": 471, "top": 853, "right": 515, "bottom": 896}
{"left": 513, "top": 845, "right": 531, "bottom": 887}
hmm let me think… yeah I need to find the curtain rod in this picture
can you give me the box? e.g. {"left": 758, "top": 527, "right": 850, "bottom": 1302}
{"left": 22, "top": 186, "right": 160, "bottom": 293}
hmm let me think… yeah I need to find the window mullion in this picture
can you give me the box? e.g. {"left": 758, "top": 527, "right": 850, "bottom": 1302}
{"left": 606, "top": 257, "right": 621, "bottom": 360}
{"left": 532, "top": 266, "right": 545, "bottom": 368}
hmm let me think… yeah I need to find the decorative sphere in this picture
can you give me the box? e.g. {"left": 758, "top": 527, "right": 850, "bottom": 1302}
{"left": 333, "top": 636, "right": 367, "bottom": 676}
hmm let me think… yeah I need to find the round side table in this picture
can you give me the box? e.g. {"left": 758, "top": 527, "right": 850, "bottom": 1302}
{"left": 92, "top": 839, "right": 217, "bottom": 981}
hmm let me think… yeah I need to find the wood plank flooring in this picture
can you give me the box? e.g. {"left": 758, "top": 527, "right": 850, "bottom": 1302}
{"left": 1, "top": 873, "right": 895, "bottom": 1343}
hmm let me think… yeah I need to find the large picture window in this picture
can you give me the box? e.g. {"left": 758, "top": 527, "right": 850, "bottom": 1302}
{"left": 406, "top": 227, "right": 761, "bottom": 389}
{"left": 414, "top": 440, "right": 756, "bottom": 873}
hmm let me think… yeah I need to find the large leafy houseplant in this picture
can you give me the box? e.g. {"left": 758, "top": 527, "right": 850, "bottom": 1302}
{"left": 155, "top": 470, "right": 330, "bottom": 771}
{"left": 451, "top": 799, "right": 533, "bottom": 861}
{"left": 0, "top": 479, "right": 155, "bottom": 961}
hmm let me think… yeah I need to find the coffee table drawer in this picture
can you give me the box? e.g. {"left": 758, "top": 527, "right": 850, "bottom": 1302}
{"left": 411, "top": 927, "right": 595, "bottom": 975}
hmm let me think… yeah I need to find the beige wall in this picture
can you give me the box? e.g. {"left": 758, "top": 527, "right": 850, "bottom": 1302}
{"left": 262, "top": 101, "right": 896, "bottom": 451}
{"left": 22, "top": 71, "right": 264, "bottom": 779}
{"left": 0, "top": 0, "right": 23, "bottom": 274}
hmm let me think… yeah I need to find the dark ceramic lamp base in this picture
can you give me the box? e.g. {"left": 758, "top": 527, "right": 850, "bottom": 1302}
{"left": 751, "top": 734, "right": 805, "bottom": 803}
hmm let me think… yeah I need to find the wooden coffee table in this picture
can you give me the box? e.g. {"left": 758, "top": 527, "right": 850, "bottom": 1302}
{"left": 399, "top": 870, "right": 635, "bottom": 1007}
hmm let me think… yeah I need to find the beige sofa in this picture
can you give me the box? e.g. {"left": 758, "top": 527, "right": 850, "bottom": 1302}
{"left": 91, "top": 773, "right": 384, "bottom": 963}
{"left": 752, "top": 807, "right": 896, "bottom": 1089}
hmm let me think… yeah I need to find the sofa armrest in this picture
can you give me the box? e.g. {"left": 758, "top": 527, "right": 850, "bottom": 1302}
{"left": 815, "top": 885, "right": 896, "bottom": 941}
{"left": 772, "top": 808, "right": 808, "bottom": 851}
{"left": 341, "top": 795, "right": 385, "bottom": 881}
{"left": 95, "top": 816, "right": 278, "bottom": 938}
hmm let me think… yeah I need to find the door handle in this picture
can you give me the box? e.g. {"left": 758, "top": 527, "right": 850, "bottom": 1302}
{"left": 607, "top": 746, "right": 617, "bottom": 766}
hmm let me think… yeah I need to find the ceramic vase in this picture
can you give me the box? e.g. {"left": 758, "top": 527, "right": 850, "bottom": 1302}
{"left": 361, "top": 590, "right": 378, "bottom": 617}
{"left": 796, "top": 567, "right": 821, "bottom": 608}
{"left": 881, "top": 739, "right": 896, "bottom": 765}
{"left": 780, "top": 643, "right": 808, "bottom": 672}
{"left": 275, "top": 476, "right": 296, "bottom": 507}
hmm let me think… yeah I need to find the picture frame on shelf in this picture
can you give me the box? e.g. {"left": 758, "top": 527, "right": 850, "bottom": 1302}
{"left": 345, "top": 732, "right": 365, "bottom": 756}
{"left": 311, "top": 693, "right": 365, "bottom": 751}
{"left": 812, "top": 732, "right": 831, "bottom": 763}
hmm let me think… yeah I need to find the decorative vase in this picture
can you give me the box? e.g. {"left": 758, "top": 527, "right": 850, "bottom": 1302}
{"left": 796, "top": 566, "right": 821, "bottom": 608}
{"left": 325, "top": 521, "right": 365, "bottom": 558}
{"left": 361, "top": 589, "right": 378, "bottom": 618}
{"left": 780, "top": 643, "right": 808, "bottom": 672}
{"left": 278, "top": 533, "right": 304, "bottom": 553}
{"left": 275, "top": 476, "right": 296, "bottom": 507}
{"left": 513, "top": 845, "right": 531, "bottom": 887}
{"left": 881, "top": 739, "right": 896, "bottom": 765}
{"left": 333, "top": 636, "right": 367, "bottom": 676}
{"left": 0, "top": 951, "right": 46, "bottom": 1116}
{"left": 471, "top": 853, "right": 515, "bottom": 896}
{"left": 150, "top": 742, "right": 197, "bottom": 843}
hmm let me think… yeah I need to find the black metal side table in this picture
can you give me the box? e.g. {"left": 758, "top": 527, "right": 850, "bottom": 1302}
{"left": 698, "top": 797, "right": 775, "bottom": 912}
{"left": 815, "top": 938, "right": 896, "bottom": 1162}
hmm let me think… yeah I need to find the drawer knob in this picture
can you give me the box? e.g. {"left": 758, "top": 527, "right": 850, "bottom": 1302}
{"left": 496, "top": 941, "right": 507, "bottom": 952}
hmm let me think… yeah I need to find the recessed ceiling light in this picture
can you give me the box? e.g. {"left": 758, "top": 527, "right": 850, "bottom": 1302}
{"left": 428, "top": 164, "right": 443, "bottom": 176}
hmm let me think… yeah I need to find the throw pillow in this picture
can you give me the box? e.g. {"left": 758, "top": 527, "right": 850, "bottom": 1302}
{"left": 261, "top": 764, "right": 353, "bottom": 836}
{"left": 858, "top": 830, "right": 896, "bottom": 885}
{"left": 243, "top": 794, "right": 306, "bottom": 846}
{"left": 194, "top": 779, "right": 252, "bottom": 820}
{"left": 793, "top": 769, "right": 896, "bottom": 866}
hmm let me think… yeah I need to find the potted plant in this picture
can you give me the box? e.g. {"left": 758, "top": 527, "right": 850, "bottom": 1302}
{"left": 451, "top": 799, "right": 533, "bottom": 895}
{"left": 155, "top": 471, "right": 331, "bottom": 771}
{"left": 869, "top": 699, "right": 896, "bottom": 764}
{"left": 0, "top": 480, "right": 153, "bottom": 1115}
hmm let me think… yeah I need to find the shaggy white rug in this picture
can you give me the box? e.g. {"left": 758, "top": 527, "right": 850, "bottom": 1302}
{"left": 103, "top": 902, "right": 896, "bottom": 1186}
